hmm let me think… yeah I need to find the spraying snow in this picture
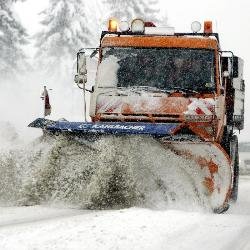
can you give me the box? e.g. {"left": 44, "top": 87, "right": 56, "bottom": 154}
{"left": 0, "top": 134, "right": 210, "bottom": 212}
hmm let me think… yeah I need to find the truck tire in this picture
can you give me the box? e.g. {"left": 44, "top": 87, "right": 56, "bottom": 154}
{"left": 230, "top": 135, "right": 239, "bottom": 202}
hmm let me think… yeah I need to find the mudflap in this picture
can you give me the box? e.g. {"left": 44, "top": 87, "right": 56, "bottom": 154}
{"left": 230, "top": 135, "right": 239, "bottom": 202}
{"left": 160, "top": 140, "right": 233, "bottom": 212}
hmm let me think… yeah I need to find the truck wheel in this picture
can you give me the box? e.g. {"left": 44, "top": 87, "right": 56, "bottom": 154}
{"left": 230, "top": 135, "right": 239, "bottom": 202}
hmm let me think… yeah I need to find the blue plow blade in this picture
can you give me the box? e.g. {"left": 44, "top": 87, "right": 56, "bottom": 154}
{"left": 28, "top": 118, "right": 179, "bottom": 136}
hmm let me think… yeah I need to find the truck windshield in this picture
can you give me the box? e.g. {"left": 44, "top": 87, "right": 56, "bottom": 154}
{"left": 97, "top": 47, "right": 215, "bottom": 92}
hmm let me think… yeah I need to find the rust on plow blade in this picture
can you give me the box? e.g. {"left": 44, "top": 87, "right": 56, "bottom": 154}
{"left": 162, "top": 140, "right": 232, "bottom": 213}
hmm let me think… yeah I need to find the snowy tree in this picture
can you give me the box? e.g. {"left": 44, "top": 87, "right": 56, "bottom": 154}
{"left": 0, "top": 0, "right": 28, "bottom": 79}
{"left": 103, "top": 0, "right": 160, "bottom": 22}
{"left": 143, "top": 0, "right": 160, "bottom": 22}
{"left": 87, "top": 0, "right": 107, "bottom": 44}
{"left": 34, "top": 0, "right": 92, "bottom": 78}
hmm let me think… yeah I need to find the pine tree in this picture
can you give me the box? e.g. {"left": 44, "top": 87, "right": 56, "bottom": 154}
{"left": 103, "top": 0, "right": 160, "bottom": 22}
{"left": 34, "top": 0, "right": 92, "bottom": 77}
{"left": 143, "top": 0, "right": 160, "bottom": 22}
{"left": 0, "top": 0, "right": 28, "bottom": 79}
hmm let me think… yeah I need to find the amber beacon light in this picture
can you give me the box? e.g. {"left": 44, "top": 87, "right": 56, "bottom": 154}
{"left": 108, "top": 19, "right": 118, "bottom": 32}
{"left": 204, "top": 21, "right": 213, "bottom": 34}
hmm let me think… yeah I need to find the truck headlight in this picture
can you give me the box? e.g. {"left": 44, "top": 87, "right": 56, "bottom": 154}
{"left": 119, "top": 21, "right": 129, "bottom": 32}
{"left": 131, "top": 18, "right": 145, "bottom": 33}
{"left": 191, "top": 21, "right": 201, "bottom": 33}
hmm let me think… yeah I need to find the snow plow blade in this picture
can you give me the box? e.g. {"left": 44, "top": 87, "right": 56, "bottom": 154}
{"left": 162, "top": 141, "right": 232, "bottom": 213}
{"left": 28, "top": 118, "right": 180, "bottom": 136}
{"left": 28, "top": 118, "right": 232, "bottom": 213}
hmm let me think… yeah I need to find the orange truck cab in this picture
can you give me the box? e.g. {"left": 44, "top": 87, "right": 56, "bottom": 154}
{"left": 88, "top": 20, "right": 244, "bottom": 146}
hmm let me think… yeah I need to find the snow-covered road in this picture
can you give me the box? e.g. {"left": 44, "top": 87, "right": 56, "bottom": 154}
{"left": 0, "top": 176, "right": 249, "bottom": 250}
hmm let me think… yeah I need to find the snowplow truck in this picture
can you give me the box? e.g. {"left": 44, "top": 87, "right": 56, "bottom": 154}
{"left": 29, "top": 20, "right": 245, "bottom": 212}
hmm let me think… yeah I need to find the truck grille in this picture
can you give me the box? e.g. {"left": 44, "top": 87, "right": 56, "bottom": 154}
{"left": 98, "top": 113, "right": 182, "bottom": 123}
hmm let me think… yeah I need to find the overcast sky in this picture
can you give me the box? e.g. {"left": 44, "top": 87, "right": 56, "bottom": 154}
{"left": 162, "top": 0, "right": 250, "bottom": 141}
{"left": 15, "top": 0, "right": 250, "bottom": 141}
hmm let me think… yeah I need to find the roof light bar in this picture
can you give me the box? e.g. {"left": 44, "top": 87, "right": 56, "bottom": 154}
{"left": 145, "top": 27, "right": 175, "bottom": 35}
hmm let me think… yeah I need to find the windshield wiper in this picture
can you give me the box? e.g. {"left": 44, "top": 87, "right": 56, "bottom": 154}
{"left": 100, "top": 86, "right": 171, "bottom": 96}
{"left": 133, "top": 86, "right": 171, "bottom": 94}
{"left": 99, "top": 87, "right": 142, "bottom": 96}
{"left": 171, "top": 87, "right": 199, "bottom": 94}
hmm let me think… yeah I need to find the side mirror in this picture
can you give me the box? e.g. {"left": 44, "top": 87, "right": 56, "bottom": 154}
{"left": 74, "top": 74, "right": 87, "bottom": 84}
{"left": 75, "top": 50, "right": 87, "bottom": 84}
{"left": 223, "top": 71, "right": 230, "bottom": 78}
{"left": 220, "top": 86, "right": 225, "bottom": 95}
{"left": 232, "top": 56, "right": 239, "bottom": 78}
{"left": 222, "top": 71, "right": 229, "bottom": 88}
{"left": 90, "top": 49, "right": 98, "bottom": 58}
